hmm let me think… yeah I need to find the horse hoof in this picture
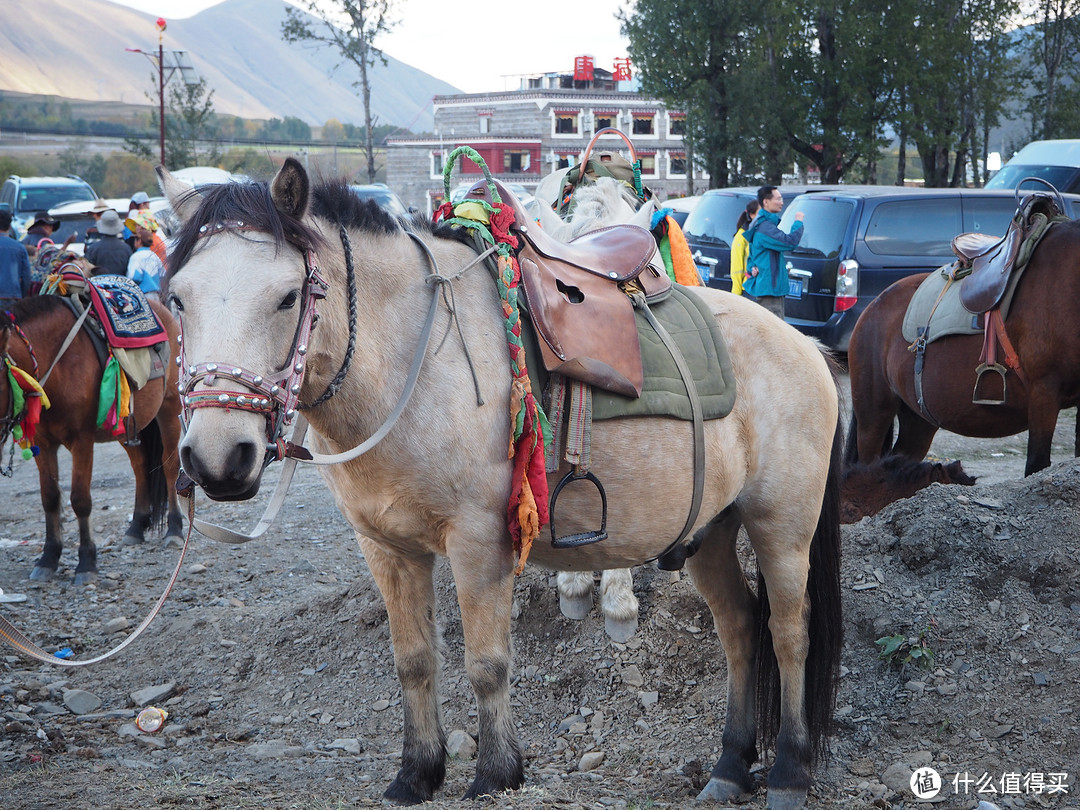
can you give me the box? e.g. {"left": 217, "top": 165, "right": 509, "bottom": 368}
{"left": 72, "top": 571, "right": 98, "bottom": 586}
{"left": 121, "top": 534, "right": 145, "bottom": 546}
{"left": 559, "top": 592, "right": 592, "bottom": 620}
{"left": 29, "top": 566, "right": 55, "bottom": 582}
{"left": 765, "top": 787, "right": 808, "bottom": 810}
{"left": 604, "top": 614, "right": 638, "bottom": 643}
{"left": 163, "top": 534, "right": 185, "bottom": 550}
{"left": 696, "top": 777, "right": 753, "bottom": 804}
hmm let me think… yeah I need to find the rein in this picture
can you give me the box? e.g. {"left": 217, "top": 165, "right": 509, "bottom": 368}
{"left": 177, "top": 224, "right": 486, "bottom": 544}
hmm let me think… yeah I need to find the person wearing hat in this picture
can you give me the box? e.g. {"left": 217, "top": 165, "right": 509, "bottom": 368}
{"left": 85, "top": 210, "right": 132, "bottom": 276}
{"left": 126, "top": 209, "right": 168, "bottom": 270}
{"left": 127, "top": 221, "right": 165, "bottom": 299}
{"left": 0, "top": 206, "right": 33, "bottom": 308}
{"left": 84, "top": 199, "right": 114, "bottom": 248}
{"left": 22, "top": 212, "right": 59, "bottom": 250}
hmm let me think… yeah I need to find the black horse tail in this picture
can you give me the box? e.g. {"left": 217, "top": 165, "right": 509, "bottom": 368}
{"left": 844, "top": 409, "right": 860, "bottom": 467}
{"left": 138, "top": 419, "right": 169, "bottom": 532}
{"left": 756, "top": 405, "right": 844, "bottom": 765}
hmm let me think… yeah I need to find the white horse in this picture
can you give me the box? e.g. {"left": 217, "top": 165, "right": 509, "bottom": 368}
{"left": 531, "top": 177, "right": 658, "bottom": 641}
{"left": 161, "top": 159, "right": 843, "bottom": 810}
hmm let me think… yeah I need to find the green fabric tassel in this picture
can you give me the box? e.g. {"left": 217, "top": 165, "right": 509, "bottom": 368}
{"left": 97, "top": 355, "right": 120, "bottom": 428}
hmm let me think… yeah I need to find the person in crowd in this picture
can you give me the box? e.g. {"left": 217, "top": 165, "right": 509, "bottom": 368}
{"left": 127, "top": 224, "right": 165, "bottom": 299}
{"left": 124, "top": 191, "right": 153, "bottom": 249}
{"left": 21, "top": 212, "right": 60, "bottom": 251}
{"left": 0, "top": 207, "right": 33, "bottom": 308}
{"left": 743, "top": 185, "right": 804, "bottom": 318}
{"left": 729, "top": 199, "right": 760, "bottom": 296}
{"left": 85, "top": 210, "right": 132, "bottom": 276}
{"left": 83, "top": 199, "right": 114, "bottom": 247}
{"left": 126, "top": 210, "right": 168, "bottom": 270}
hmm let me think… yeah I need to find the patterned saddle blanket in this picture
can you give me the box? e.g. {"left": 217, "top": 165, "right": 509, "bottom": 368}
{"left": 81, "top": 274, "right": 166, "bottom": 349}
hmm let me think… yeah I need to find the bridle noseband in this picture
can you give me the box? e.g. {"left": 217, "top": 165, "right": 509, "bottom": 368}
{"left": 177, "top": 220, "right": 328, "bottom": 464}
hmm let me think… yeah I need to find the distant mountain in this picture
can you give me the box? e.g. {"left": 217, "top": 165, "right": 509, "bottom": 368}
{"left": 0, "top": 0, "right": 461, "bottom": 130}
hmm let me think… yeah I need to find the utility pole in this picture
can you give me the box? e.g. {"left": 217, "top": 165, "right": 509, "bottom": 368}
{"left": 127, "top": 17, "right": 170, "bottom": 166}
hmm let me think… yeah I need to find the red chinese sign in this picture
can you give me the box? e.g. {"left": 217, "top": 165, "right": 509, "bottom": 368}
{"left": 613, "top": 57, "right": 632, "bottom": 81}
{"left": 574, "top": 55, "right": 595, "bottom": 81}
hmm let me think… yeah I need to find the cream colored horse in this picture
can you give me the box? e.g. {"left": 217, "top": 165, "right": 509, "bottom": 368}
{"left": 161, "top": 159, "right": 843, "bottom": 810}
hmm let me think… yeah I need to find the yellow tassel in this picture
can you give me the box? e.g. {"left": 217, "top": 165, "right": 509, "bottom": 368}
{"left": 118, "top": 370, "right": 132, "bottom": 420}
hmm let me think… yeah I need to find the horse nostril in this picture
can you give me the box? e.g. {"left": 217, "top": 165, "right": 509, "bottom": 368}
{"left": 180, "top": 445, "right": 200, "bottom": 483}
{"left": 228, "top": 441, "right": 258, "bottom": 480}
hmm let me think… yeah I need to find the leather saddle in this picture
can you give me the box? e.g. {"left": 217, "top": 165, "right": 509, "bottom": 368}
{"left": 461, "top": 179, "right": 669, "bottom": 397}
{"left": 954, "top": 193, "right": 1062, "bottom": 314}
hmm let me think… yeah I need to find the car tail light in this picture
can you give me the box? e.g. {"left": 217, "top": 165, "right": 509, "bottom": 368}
{"left": 834, "top": 259, "right": 859, "bottom": 312}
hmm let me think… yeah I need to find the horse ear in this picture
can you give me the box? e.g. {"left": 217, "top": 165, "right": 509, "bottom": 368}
{"left": 271, "top": 157, "right": 309, "bottom": 220}
{"left": 628, "top": 198, "right": 658, "bottom": 231}
{"left": 157, "top": 165, "right": 203, "bottom": 224}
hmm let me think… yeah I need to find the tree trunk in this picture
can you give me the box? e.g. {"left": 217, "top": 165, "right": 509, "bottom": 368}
{"left": 896, "top": 132, "right": 907, "bottom": 186}
{"left": 359, "top": 51, "right": 376, "bottom": 183}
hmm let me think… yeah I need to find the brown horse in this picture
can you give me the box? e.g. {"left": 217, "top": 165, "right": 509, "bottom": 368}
{"left": 840, "top": 455, "right": 976, "bottom": 522}
{"left": 847, "top": 218, "right": 1080, "bottom": 477}
{"left": 0, "top": 295, "right": 184, "bottom": 584}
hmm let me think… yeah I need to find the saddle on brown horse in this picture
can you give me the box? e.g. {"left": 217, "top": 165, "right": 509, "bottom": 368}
{"left": 949, "top": 191, "right": 1065, "bottom": 404}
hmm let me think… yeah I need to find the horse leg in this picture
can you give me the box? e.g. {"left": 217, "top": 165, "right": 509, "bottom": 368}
{"left": 599, "top": 568, "right": 638, "bottom": 642}
{"left": 1024, "top": 386, "right": 1060, "bottom": 475}
{"left": 754, "top": 537, "right": 815, "bottom": 810}
{"left": 120, "top": 442, "right": 153, "bottom": 545}
{"left": 892, "top": 402, "right": 938, "bottom": 462}
{"left": 358, "top": 536, "right": 446, "bottom": 804}
{"left": 446, "top": 540, "right": 523, "bottom": 799}
{"left": 556, "top": 571, "right": 593, "bottom": 620}
{"left": 686, "top": 509, "right": 760, "bottom": 803}
{"left": 29, "top": 445, "right": 64, "bottom": 581}
{"left": 157, "top": 412, "right": 186, "bottom": 545}
{"left": 69, "top": 439, "right": 98, "bottom": 585}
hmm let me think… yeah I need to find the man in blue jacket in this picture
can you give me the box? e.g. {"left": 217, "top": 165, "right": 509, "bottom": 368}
{"left": 743, "top": 185, "right": 804, "bottom": 318}
{"left": 0, "top": 207, "right": 32, "bottom": 309}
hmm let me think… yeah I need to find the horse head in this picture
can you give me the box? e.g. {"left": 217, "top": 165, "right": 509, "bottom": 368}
{"left": 160, "top": 158, "right": 322, "bottom": 500}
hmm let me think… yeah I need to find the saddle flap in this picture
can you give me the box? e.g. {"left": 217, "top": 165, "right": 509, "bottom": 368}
{"left": 519, "top": 251, "right": 644, "bottom": 397}
{"left": 951, "top": 232, "right": 1002, "bottom": 265}
{"left": 958, "top": 225, "right": 1023, "bottom": 314}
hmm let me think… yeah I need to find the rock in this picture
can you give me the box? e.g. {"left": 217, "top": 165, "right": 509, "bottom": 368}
{"left": 446, "top": 729, "right": 476, "bottom": 759}
{"left": 848, "top": 758, "right": 876, "bottom": 777}
{"left": 103, "top": 617, "right": 129, "bottom": 634}
{"left": 186, "top": 563, "right": 208, "bottom": 575}
{"left": 326, "top": 738, "right": 362, "bottom": 755}
{"left": 579, "top": 751, "right": 605, "bottom": 771}
{"left": 63, "top": 689, "right": 102, "bottom": 715}
{"left": 880, "top": 762, "right": 912, "bottom": 794}
{"left": 639, "top": 691, "right": 658, "bottom": 709}
{"left": 248, "top": 740, "right": 306, "bottom": 758}
{"left": 130, "top": 683, "right": 176, "bottom": 707}
{"left": 371, "top": 699, "right": 390, "bottom": 712}
{"left": 619, "top": 664, "right": 644, "bottom": 688}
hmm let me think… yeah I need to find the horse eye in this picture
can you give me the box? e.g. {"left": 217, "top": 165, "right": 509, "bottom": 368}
{"left": 167, "top": 295, "right": 184, "bottom": 313}
{"left": 279, "top": 291, "right": 300, "bottom": 311}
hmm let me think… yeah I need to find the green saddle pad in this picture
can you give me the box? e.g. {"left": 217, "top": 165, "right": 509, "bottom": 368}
{"left": 522, "top": 285, "right": 735, "bottom": 422}
{"left": 901, "top": 265, "right": 982, "bottom": 345}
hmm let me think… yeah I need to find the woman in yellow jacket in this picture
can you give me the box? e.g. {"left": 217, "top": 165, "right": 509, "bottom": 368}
{"left": 729, "top": 200, "right": 760, "bottom": 295}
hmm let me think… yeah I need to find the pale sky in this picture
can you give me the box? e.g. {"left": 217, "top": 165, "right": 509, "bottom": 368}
{"left": 106, "top": 0, "right": 634, "bottom": 94}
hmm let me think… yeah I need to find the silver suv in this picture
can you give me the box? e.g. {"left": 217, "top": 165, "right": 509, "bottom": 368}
{"left": 0, "top": 174, "right": 98, "bottom": 239}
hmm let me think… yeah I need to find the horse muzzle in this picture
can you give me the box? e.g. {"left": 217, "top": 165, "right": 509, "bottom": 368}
{"left": 179, "top": 414, "right": 267, "bottom": 501}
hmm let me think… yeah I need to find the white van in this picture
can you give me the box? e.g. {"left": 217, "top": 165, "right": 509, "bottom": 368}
{"left": 985, "top": 139, "right": 1080, "bottom": 193}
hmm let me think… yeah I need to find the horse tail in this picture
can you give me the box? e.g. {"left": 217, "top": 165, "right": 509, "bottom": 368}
{"left": 138, "top": 419, "right": 169, "bottom": 532}
{"left": 843, "top": 410, "right": 860, "bottom": 466}
{"left": 756, "top": 394, "right": 844, "bottom": 764}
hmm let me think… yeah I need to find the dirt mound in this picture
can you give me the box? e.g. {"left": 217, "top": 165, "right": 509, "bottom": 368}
{"left": 2, "top": 448, "right": 1078, "bottom": 808}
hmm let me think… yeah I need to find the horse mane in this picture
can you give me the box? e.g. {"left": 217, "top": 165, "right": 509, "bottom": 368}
{"left": 2, "top": 294, "right": 67, "bottom": 325}
{"left": 168, "top": 175, "right": 475, "bottom": 280}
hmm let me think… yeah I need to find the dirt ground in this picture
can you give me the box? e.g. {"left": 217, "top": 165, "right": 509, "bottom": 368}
{"left": 1, "top": 378, "right": 1078, "bottom": 810}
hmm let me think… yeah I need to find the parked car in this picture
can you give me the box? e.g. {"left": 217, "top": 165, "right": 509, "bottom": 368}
{"left": 683, "top": 185, "right": 842, "bottom": 290}
{"left": 780, "top": 186, "right": 1080, "bottom": 352}
{"left": 985, "top": 139, "right": 1080, "bottom": 194}
{"left": 350, "top": 183, "right": 414, "bottom": 217}
{"left": 664, "top": 195, "right": 701, "bottom": 228}
{"left": 0, "top": 174, "right": 98, "bottom": 240}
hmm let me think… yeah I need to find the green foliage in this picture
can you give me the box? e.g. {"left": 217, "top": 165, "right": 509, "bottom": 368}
{"left": 876, "top": 622, "right": 936, "bottom": 671}
{"left": 222, "top": 148, "right": 277, "bottom": 180}
{"left": 257, "top": 116, "right": 312, "bottom": 142}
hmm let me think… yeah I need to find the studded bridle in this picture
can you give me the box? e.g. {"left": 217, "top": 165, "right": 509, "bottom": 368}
{"left": 177, "top": 220, "right": 328, "bottom": 465}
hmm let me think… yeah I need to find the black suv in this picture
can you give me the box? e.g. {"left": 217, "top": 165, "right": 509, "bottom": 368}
{"left": 0, "top": 174, "right": 98, "bottom": 239}
{"left": 682, "top": 185, "right": 842, "bottom": 289}
{"left": 780, "top": 186, "right": 1080, "bottom": 352}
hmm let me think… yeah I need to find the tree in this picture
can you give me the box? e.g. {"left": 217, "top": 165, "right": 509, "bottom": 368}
{"left": 124, "top": 76, "right": 221, "bottom": 169}
{"left": 1024, "top": 0, "right": 1080, "bottom": 139}
{"left": 283, "top": 0, "right": 399, "bottom": 183}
